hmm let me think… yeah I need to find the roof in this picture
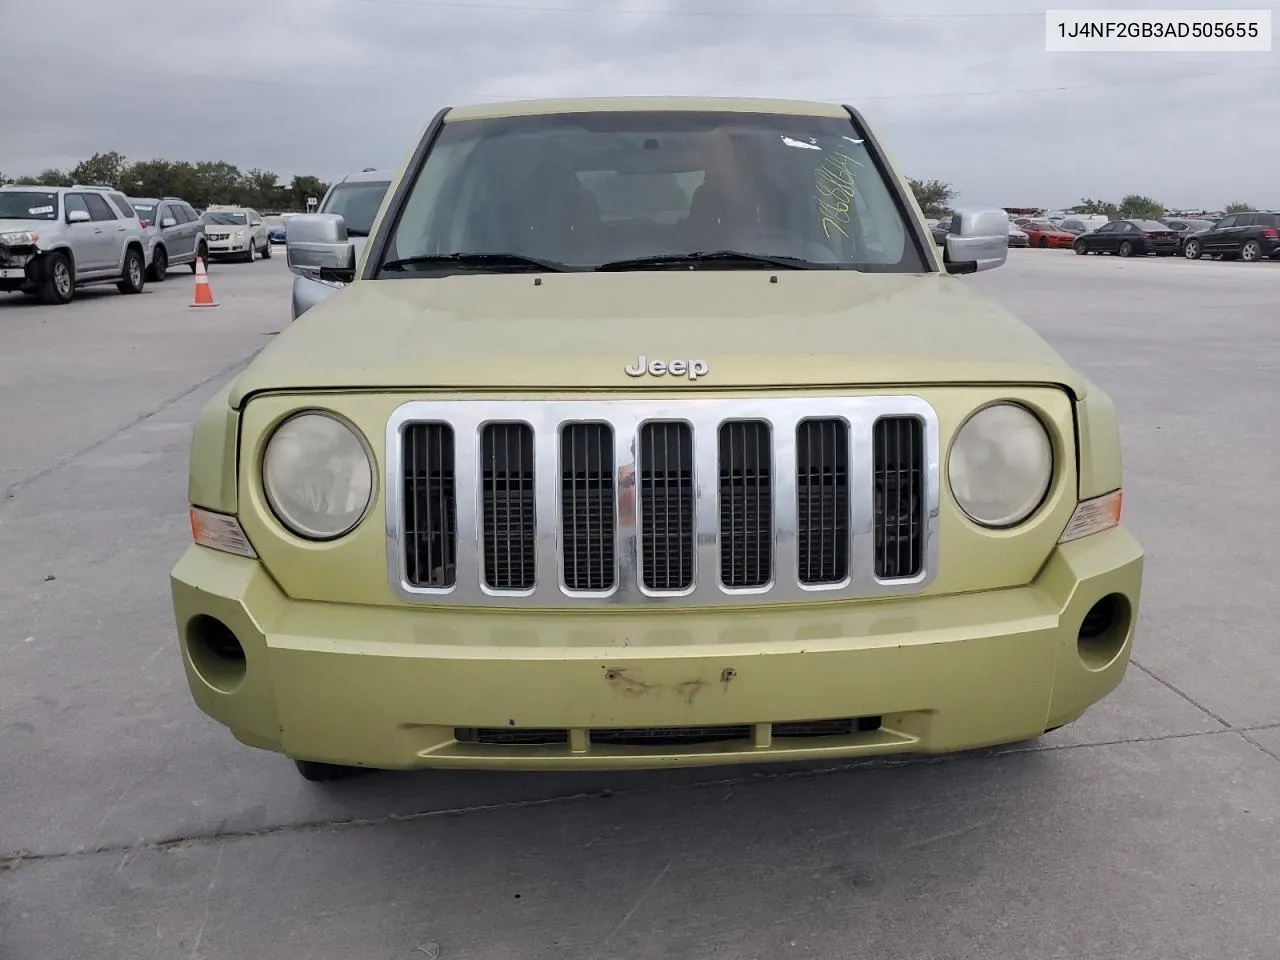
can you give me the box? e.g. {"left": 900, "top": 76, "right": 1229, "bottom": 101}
{"left": 445, "top": 95, "right": 850, "bottom": 121}
{"left": 336, "top": 168, "right": 395, "bottom": 184}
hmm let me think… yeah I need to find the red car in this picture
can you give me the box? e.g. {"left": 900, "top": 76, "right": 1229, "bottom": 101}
{"left": 1021, "top": 220, "right": 1077, "bottom": 249}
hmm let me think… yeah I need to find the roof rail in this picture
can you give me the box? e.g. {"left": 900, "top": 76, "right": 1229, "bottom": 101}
{"left": 70, "top": 183, "right": 115, "bottom": 190}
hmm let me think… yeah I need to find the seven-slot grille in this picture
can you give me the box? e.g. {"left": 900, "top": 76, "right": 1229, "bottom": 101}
{"left": 392, "top": 399, "right": 937, "bottom": 607}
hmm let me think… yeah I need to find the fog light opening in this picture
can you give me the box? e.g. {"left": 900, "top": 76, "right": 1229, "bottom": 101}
{"left": 1077, "top": 593, "right": 1132, "bottom": 671}
{"left": 185, "top": 615, "right": 248, "bottom": 693}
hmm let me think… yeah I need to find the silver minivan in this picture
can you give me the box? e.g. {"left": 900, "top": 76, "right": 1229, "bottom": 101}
{"left": 289, "top": 168, "right": 393, "bottom": 320}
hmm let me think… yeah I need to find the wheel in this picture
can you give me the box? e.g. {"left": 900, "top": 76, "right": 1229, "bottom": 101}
{"left": 1038, "top": 236, "right": 1048, "bottom": 248}
{"left": 146, "top": 246, "right": 168, "bottom": 282}
{"left": 1118, "top": 240, "right": 1133, "bottom": 257}
{"left": 243, "top": 240, "right": 256, "bottom": 264}
{"left": 293, "top": 759, "right": 367, "bottom": 782}
{"left": 38, "top": 252, "right": 75, "bottom": 304}
{"left": 116, "top": 247, "right": 146, "bottom": 294}
{"left": 1183, "top": 238, "right": 1201, "bottom": 259}
{"left": 260, "top": 239, "right": 271, "bottom": 260}
{"left": 1074, "top": 239, "right": 1088, "bottom": 255}
{"left": 1240, "top": 240, "right": 1262, "bottom": 262}
{"left": 192, "top": 243, "right": 208, "bottom": 273}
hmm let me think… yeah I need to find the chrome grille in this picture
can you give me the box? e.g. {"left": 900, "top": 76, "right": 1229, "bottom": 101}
{"left": 387, "top": 398, "right": 939, "bottom": 608}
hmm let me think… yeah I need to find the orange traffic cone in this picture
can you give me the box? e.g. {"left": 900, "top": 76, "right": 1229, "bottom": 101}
{"left": 190, "top": 257, "right": 218, "bottom": 307}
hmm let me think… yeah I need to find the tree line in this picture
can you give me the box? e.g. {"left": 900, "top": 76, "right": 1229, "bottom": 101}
{"left": 907, "top": 178, "right": 1253, "bottom": 221}
{"left": 0, "top": 151, "right": 329, "bottom": 213}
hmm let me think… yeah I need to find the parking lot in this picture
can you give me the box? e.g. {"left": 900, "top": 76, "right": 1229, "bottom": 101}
{"left": 2, "top": 248, "right": 1279, "bottom": 959}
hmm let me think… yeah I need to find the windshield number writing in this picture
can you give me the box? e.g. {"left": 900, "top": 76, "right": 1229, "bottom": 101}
{"left": 815, "top": 152, "right": 861, "bottom": 240}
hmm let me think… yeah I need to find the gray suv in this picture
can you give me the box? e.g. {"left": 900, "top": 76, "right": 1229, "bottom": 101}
{"left": 289, "top": 168, "right": 392, "bottom": 320}
{"left": 0, "top": 185, "right": 149, "bottom": 304}
{"left": 128, "top": 197, "right": 208, "bottom": 280}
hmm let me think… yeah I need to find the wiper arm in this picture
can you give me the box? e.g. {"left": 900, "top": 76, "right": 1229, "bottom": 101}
{"left": 595, "top": 250, "right": 815, "bottom": 271}
{"left": 380, "top": 252, "right": 571, "bottom": 273}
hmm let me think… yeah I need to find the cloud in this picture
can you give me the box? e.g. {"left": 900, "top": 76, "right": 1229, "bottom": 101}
{"left": 2, "top": 0, "right": 1277, "bottom": 208}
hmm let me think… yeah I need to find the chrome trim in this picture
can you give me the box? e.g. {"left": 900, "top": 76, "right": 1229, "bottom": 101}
{"left": 385, "top": 397, "right": 941, "bottom": 608}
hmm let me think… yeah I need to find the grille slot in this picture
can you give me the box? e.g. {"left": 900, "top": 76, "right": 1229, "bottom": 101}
{"left": 481, "top": 422, "right": 536, "bottom": 591}
{"left": 561, "top": 423, "right": 616, "bottom": 591}
{"left": 719, "top": 420, "right": 772, "bottom": 588}
{"left": 638, "top": 421, "right": 695, "bottom": 592}
{"left": 796, "top": 418, "right": 851, "bottom": 585}
{"left": 874, "top": 416, "right": 925, "bottom": 579}
{"left": 403, "top": 423, "right": 457, "bottom": 587}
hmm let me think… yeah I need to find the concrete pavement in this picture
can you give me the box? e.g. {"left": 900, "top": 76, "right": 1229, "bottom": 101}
{"left": 1, "top": 249, "right": 1277, "bottom": 960}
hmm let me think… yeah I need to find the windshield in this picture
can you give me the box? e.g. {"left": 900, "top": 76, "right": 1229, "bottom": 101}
{"left": 378, "top": 110, "right": 925, "bottom": 273}
{"left": 1136, "top": 220, "right": 1168, "bottom": 231}
{"left": 321, "top": 180, "right": 391, "bottom": 236}
{"left": 131, "top": 203, "right": 156, "bottom": 220}
{"left": 204, "top": 211, "right": 248, "bottom": 225}
{"left": 0, "top": 191, "right": 59, "bottom": 221}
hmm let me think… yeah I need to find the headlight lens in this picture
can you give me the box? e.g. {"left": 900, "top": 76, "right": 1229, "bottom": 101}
{"left": 949, "top": 403, "right": 1052, "bottom": 528}
{"left": 262, "top": 412, "right": 373, "bottom": 540}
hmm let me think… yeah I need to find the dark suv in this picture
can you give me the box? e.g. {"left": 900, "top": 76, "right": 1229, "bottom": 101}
{"left": 1182, "top": 211, "right": 1280, "bottom": 262}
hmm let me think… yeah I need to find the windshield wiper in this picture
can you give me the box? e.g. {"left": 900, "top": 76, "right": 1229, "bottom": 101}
{"left": 595, "top": 250, "right": 816, "bottom": 271}
{"left": 345, "top": 228, "right": 370, "bottom": 238}
{"left": 380, "top": 252, "right": 571, "bottom": 273}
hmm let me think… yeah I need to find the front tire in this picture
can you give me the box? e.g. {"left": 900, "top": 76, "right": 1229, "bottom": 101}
{"left": 242, "top": 241, "right": 256, "bottom": 264}
{"left": 1074, "top": 239, "right": 1088, "bottom": 255}
{"left": 147, "top": 246, "right": 168, "bottom": 282}
{"left": 116, "top": 247, "right": 145, "bottom": 294}
{"left": 260, "top": 239, "right": 271, "bottom": 260}
{"left": 38, "top": 252, "right": 75, "bottom": 304}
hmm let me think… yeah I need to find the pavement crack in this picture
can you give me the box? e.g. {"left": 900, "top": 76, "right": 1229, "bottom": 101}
{"left": 1, "top": 351, "right": 260, "bottom": 504}
{"left": 1130, "top": 658, "right": 1231, "bottom": 727}
{"left": 1241, "top": 732, "right": 1280, "bottom": 764}
{"left": 0, "top": 725, "right": 1247, "bottom": 871}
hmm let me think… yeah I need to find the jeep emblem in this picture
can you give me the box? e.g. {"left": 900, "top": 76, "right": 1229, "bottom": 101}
{"left": 624, "top": 355, "right": 709, "bottom": 380}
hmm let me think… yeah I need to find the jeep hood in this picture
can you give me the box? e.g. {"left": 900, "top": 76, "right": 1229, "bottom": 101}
{"left": 230, "top": 271, "right": 1086, "bottom": 406}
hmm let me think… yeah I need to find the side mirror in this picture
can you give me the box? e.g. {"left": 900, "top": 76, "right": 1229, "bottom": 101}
{"left": 161, "top": 217, "right": 177, "bottom": 229}
{"left": 67, "top": 209, "right": 91, "bottom": 224}
{"left": 943, "top": 208, "right": 1009, "bottom": 275}
{"left": 286, "top": 213, "right": 356, "bottom": 284}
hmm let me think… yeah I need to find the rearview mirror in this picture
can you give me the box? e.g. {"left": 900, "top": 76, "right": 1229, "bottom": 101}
{"left": 67, "top": 210, "right": 91, "bottom": 224}
{"left": 943, "top": 208, "right": 1009, "bottom": 275}
{"left": 286, "top": 213, "right": 356, "bottom": 284}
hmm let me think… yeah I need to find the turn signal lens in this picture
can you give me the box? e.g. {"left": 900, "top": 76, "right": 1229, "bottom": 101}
{"left": 190, "top": 506, "right": 257, "bottom": 558}
{"left": 1059, "top": 490, "right": 1123, "bottom": 544}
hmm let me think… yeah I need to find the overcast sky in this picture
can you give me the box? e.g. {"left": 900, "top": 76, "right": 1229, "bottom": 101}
{"left": 3, "top": 0, "right": 1278, "bottom": 209}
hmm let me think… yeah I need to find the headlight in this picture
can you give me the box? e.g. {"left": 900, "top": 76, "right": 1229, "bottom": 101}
{"left": 262, "top": 412, "right": 374, "bottom": 540}
{"left": 948, "top": 403, "right": 1052, "bottom": 528}
{"left": 234, "top": 229, "right": 245, "bottom": 241}
{"left": 0, "top": 230, "right": 38, "bottom": 245}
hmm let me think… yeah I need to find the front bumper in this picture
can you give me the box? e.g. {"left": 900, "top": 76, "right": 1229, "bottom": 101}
{"left": 171, "top": 526, "right": 1143, "bottom": 772}
{"left": 206, "top": 239, "right": 250, "bottom": 255}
